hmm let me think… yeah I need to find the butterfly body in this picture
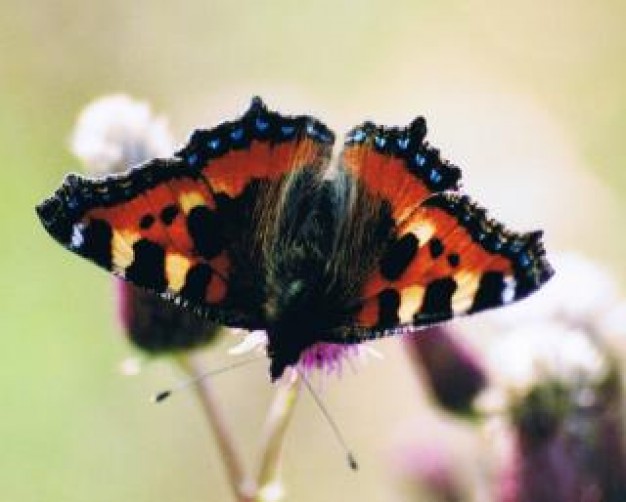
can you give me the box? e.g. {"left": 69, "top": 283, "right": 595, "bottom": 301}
{"left": 37, "top": 97, "right": 553, "bottom": 379}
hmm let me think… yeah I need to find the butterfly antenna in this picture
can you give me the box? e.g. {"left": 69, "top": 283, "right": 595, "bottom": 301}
{"left": 298, "top": 369, "right": 359, "bottom": 471}
{"left": 151, "top": 356, "right": 264, "bottom": 403}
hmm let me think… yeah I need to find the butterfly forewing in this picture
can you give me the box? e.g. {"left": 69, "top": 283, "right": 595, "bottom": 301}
{"left": 37, "top": 98, "right": 335, "bottom": 328}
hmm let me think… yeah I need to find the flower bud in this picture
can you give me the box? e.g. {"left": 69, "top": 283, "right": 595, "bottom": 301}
{"left": 404, "top": 327, "right": 487, "bottom": 414}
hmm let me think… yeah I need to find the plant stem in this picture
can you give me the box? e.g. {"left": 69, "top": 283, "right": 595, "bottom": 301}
{"left": 256, "top": 371, "right": 302, "bottom": 501}
{"left": 178, "top": 352, "right": 254, "bottom": 502}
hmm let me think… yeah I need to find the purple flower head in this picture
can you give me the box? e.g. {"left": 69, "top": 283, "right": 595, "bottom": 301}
{"left": 404, "top": 326, "right": 487, "bottom": 415}
{"left": 297, "top": 342, "right": 361, "bottom": 377}
{"left": 510, "top": 379, "right": 568, "bottom": 446}
{"left": 230, "top": 332, "right": 378, "bottom": 379}
{"left": 498, "top": 372, "right": 626, "bottom": 502}
{"left": 479, "top": 254, "right": 626, "bottom": 502}
{"left": 117, "top": 281, "right": 220, "bottom": 353}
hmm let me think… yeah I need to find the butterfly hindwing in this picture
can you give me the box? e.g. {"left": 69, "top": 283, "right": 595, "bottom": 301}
{"left": 329, "top": 117, "right": 552, "bottom": 341}
{"left": 37, "top": 98, "right": 334, "bottom": 327}
{"left": 351, "top": 191, "right": 552, "bottom": 335}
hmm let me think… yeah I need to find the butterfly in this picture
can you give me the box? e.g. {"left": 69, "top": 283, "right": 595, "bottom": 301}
{"left": 37, "top": 97, "right": 553, "bottom": 380}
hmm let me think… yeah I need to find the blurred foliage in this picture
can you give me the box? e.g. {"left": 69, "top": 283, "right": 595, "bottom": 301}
{"left": 1, "top": 1, "right": 626, "bottom": 501}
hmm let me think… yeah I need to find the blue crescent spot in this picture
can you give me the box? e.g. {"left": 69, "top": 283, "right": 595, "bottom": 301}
{"left": 187, "top": 153, "right": 199, "bottom": 166}
{"left": 208, "top": 138, "right": 221, "bottom": 150}
{"left": 509, "top": 240, "right": 524, "bottom": 253}
{"left": 375, "top": 136, "right": 386, "bottom": 149}
{"left": 351, "top": 129, "right": 366, "bottom": 143}
{"left": 230, "top": 128, "right": 244, "bottom": 141}
{"left": 281, "top": 124, "right": 296, "bottom": 136}
{"left": 255, "top": 117, "right": 269, "bottom": 131}
{"left": 429, "top": 169, "right": 442, "bottom": 184}
{"left": 518, "top": 252, "right": 531, "bottom": 267}
{"left": 66, "top": 197, "right": 79, "bottom": 210}
{"left": 317, "top": 130, "right": 332, "bottom": 143}
{"left": 415, "top": 153, "right": 426, "bottom": 167}
{"left": 397, "top": 137, "right": 410, "bottom": 150}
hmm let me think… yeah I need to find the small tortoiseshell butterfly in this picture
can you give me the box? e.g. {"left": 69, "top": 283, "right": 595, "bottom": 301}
{"left": 37, "top": 97, "right": 553, "bottom": 379}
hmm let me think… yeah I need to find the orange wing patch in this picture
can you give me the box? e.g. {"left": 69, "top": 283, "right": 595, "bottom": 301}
{"left": 177, "top": 97, "right": 334, "bottom": 199}
{"left": 64, "top": 166, "right": 229, "bottom": 306}
{"left": 202, "top": 138, "right": 329, "bottom": 199}
{"left": 342, "top": 119, "right": 461, "bottom": 222}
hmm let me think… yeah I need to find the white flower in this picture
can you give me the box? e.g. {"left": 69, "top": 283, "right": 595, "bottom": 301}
{"left": 595, "top": 300, "right": 626, "bottom": 353}
{"left": 482, "top": 321, "right": 608, "bottom": 403}
{"left": 71, "top": 94, "right": 173, "bottom": 175}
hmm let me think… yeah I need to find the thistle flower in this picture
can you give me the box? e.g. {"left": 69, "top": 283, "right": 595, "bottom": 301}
{"left": 476, "top": 254, "right": 626, "bottom": 502}
{"left": 117, "top": 280, "right": 220, "bottom": 353}
{"left": 483, "top": 322, "right": 608, "bottom": 398}
{"left": 403, "top": 327, "right": 487, "bottom": 415}
{"left": 494, "top": 362, "right": 625, "bottom": 502}
{"left": 71, "top": 94, "right": 172, "bottom": 175}
{"left": 230, "top": 331, "right": 379, "bottom": 380}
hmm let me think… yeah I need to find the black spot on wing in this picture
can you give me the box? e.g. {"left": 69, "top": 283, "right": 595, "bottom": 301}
{"left": 187, "top": 206, "right": 224, "bottom": 260}
{"left": 469, "top": 271, "right": 505, "bottom": 313}
{"left": 125, "top": 239, "right": 167, "bottom": 290}
{"left": 417, "top": 277, "right": 457, "bottom": 321}
{"left": 180, "top": 264, "right": 213, "bottom": 304}
{"left": 139, "top": 214, "right": 155, "bottom": 229}
{"left": 429, "top": 238, "right": 444, "bottom": 259}
{"left": 81, "top": 218, "right": 113, "bottom": 269}
{"left": 447, "top": 253, "right": 460, "bottom": 267}
{"left": 377, "top": 288, "right": 400, "bottom": 326}
{"left": 380, "top": 234, "right": 419, "bottom": 281}
{"left": 160, "top": 204, "right": 179, "bottom": 226}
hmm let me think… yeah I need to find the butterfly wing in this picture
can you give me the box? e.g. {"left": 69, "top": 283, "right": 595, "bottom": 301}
{"left": 36, "top": 98, "right": 334, "bottom": 328}
{"left": 333, "top": 118, "right": 552, "bottom": 340}
{"left": 342, "top": 118, "right": 461, "bottom": 221}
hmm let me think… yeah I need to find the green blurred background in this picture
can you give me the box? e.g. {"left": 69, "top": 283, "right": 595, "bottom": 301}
{"left": 1, "top": 1, "right": 625, "bottom": 501}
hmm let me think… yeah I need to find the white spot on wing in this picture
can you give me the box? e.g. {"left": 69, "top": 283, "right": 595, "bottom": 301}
{"left": 502, "top": 276, "right": 516, "bottom": 304}
{"left": 70, "top": 223, "right": 85, "bottom": 249}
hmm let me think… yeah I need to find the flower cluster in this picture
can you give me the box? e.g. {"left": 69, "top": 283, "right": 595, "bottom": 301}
{"left": 396, "top": 253, "right": 626, "bottom": 502}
